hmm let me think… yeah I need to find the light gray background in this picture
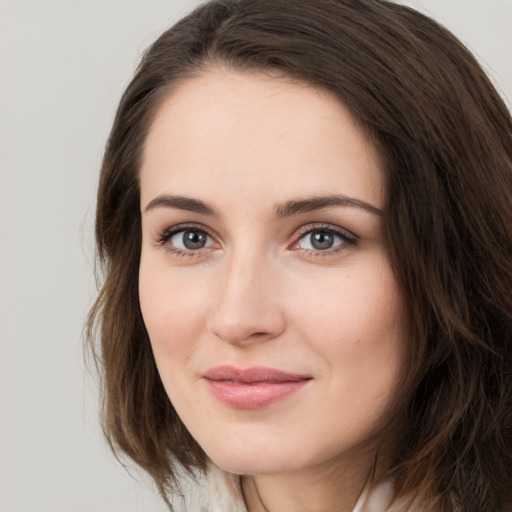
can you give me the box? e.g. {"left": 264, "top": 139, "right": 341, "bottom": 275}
{"left": 0, "top": 1, "right": 510, "bottom": 510}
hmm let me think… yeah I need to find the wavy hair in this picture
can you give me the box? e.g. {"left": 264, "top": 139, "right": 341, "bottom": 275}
{"left": 86, "top": 0, "right": 512, "bottom": 510}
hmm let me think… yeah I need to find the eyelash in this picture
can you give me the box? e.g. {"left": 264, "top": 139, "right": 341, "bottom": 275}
{"left": 292, "top": 224, "right": 357, "bottom": 258}
{"left": 155, "top": 223, "right": 215, "bottom": 258}
{"left": 154, "top": 223, "right": 357, "bottom": 259}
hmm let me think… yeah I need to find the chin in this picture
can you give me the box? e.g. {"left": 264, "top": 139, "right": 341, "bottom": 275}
{"left": 201, "top": 437, "right": 317, "bottom": 477}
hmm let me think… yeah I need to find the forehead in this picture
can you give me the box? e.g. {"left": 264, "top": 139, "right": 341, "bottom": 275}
{"left": 140, "top": 68, "right": 384, "bottom": 211}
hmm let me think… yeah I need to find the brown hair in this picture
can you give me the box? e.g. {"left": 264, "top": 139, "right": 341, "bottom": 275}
{"left": 86, "top": 0, "right": 512, "bottom": 510}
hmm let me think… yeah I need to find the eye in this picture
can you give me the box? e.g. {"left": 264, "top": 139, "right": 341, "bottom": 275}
{"left": 299, "top": 230, "right": 340, "bottom": 250}
{"left": 170, "top": 228, "right": 213, "bottom": 250}
{"left": 294, "top": 226, "right": 356, "bottom": 254}
{"left": 157, "top": 226, "right": 215, "bottom": 253}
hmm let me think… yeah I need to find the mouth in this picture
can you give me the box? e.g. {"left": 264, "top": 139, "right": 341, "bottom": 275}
{"left": 201, "top": 365, "right": 312, "bottom": 409}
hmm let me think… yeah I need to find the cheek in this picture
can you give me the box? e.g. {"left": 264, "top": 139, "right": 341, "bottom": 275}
{"left": 288, "top": 261, "right": 404, "bottom": 396}
{"left": 290, "top": 261, "right": 402, "bottom": 347}
{"left": 138, "top": 258, "right": 206, "bottom": 362}
{"left": 138, "top": 264, "right": 210, "bottom": 420}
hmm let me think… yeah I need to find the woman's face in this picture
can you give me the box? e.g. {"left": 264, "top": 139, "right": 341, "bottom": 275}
{"left": 139, "top": 69, "right": 404, "bottom": 477}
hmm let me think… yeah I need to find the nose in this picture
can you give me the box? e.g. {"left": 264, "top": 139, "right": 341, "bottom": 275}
{"left": 207, "top": 253, "right": 286, "bottom": 346}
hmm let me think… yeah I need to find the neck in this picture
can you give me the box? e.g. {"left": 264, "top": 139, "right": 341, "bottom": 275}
{"left": 241, "top": 450, "right": 383, "bottom": 512}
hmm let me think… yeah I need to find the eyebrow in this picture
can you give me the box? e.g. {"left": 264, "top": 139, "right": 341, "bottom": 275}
{"left": 143, "top": 193, "right": 382, "bottom": 217}
{"left": 274, "top": 194, "right": 382, "bottom": 217}
{"left": 144, "top": 195, "right": 215, "bottom": 215}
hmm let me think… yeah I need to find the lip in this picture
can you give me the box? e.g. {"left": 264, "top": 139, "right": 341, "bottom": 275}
{"left": 201, "top": 365, "right": 312, "bottom": 409}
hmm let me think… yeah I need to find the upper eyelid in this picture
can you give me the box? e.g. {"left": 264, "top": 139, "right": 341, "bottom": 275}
{"left": 157, "top": 221, "right": 355, "bottom": 235}
{"left": 158, "top": 222, "right": 215, "bottom": 239}
{"left": 293, "top": 223, "right": 358, "bottom": 241}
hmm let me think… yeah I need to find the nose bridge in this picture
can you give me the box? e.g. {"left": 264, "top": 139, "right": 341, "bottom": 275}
{"left": 208, "top": 245, "right": 284, "bottom": 345}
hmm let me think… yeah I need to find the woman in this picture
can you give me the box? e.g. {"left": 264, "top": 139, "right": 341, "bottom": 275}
{"left": 86, "top": 0, "right": 512, "bottom": 510}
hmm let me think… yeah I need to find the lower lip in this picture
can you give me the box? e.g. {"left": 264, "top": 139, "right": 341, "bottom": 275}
{"left": 204, "top": 379, "right": 310, "bottom": 409}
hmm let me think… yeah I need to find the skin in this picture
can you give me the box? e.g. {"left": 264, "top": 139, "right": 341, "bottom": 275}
{"left": 138, "top": 68, "right": 405, "bottom": 512}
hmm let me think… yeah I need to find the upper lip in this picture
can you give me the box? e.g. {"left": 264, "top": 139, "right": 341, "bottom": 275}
{"left": 202, "top": 365, "right": 312, "bottom": 384}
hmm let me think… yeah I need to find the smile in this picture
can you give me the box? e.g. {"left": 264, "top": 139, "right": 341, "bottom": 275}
{"left": 202, "top": 366, "right": 312, "bottom": 409}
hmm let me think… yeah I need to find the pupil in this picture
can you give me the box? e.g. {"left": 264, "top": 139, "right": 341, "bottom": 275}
{"left": 183, "top": 230, "right": 206, "bottom": 249}
{"left": 311, "top": 231, "right": 333, "bottom": 250}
